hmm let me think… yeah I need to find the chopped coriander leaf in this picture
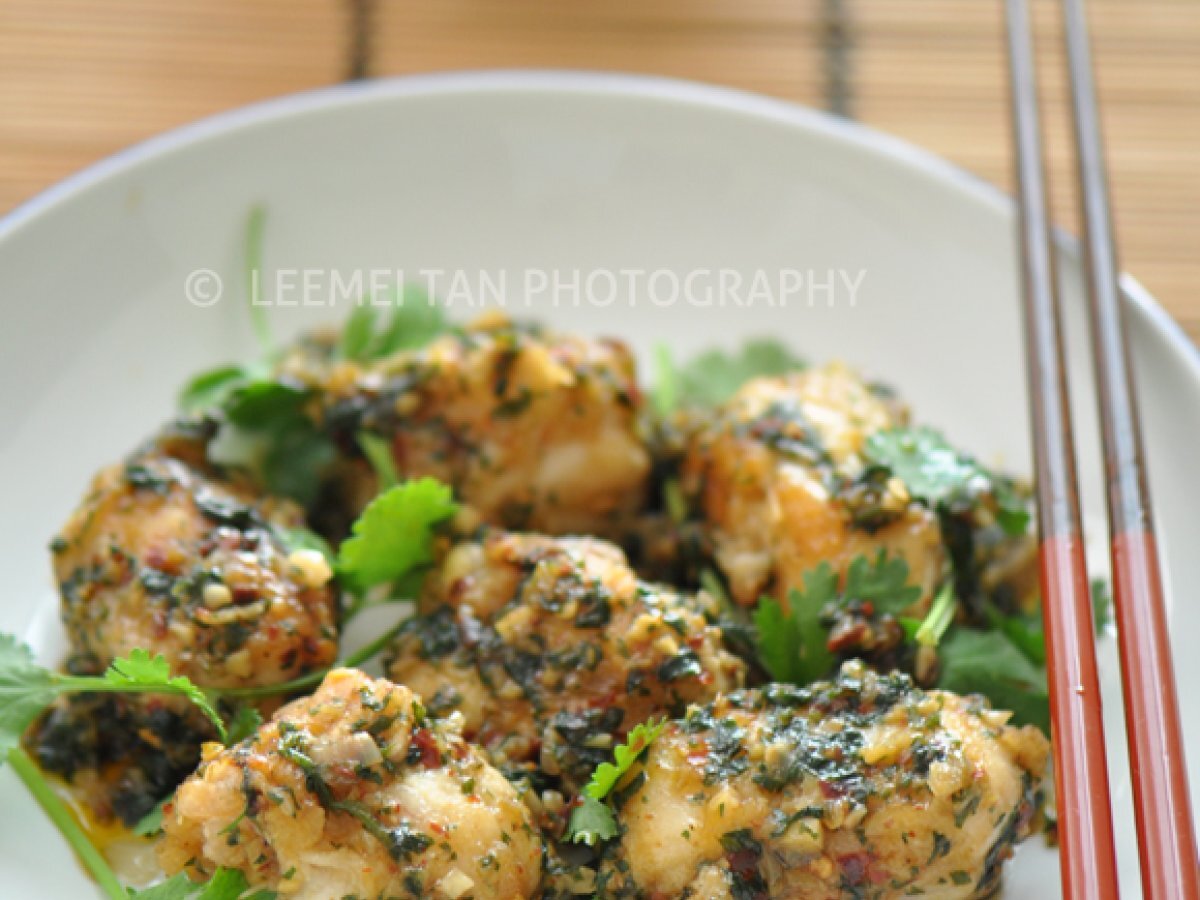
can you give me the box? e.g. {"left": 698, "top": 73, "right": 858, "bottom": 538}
{"left": 336, "top": 478, "right": 457, "bottom": 593}
{"left": 937, "top": 627, "right": 1050, "bottom": 732}
{"left": 864, "top": 426, "right": 1030, "bottom": 536}
{"left": 653, "top": 339, "right": 805, "bottom": 410}
{"left": 338, "top": 287, "right": 449, "bottom": 363}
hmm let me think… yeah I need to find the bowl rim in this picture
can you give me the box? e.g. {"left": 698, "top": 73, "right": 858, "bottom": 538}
{"left": 2, "top": 68, "right": 1195, "bottom": 374}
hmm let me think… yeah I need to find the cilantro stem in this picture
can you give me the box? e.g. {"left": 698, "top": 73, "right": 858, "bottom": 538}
{"left": 915, "top": 582, "right": 957, "bottom": 648}
{"left": 357, "top": 432, "right": 400, "bottom": 489}
{"left": 7, "top": 747, "right": 127, "bottom": 900}
{"left": 46, "top": 675, "right": 227, "bottom": 744}
{"left": 245, "top": 206, "right": 272, "bottom": 356}
{"left": 215, "top": 617, "right": 409, "bottom": 701}
{"left": 652, "top": 343, "right": 678, "bottom": 415}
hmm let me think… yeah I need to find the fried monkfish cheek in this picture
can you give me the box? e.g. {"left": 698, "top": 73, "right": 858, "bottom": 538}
{"left": 598, "top": 662, "right": 1050, "bottom": 900}
{"left": 159, "top": 669, "right": 545, "bottom": 900}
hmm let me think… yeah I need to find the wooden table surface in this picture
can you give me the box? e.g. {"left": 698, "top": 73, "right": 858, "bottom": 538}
{"left": 2, "top": 0, "right": 1197, "bottom": 343}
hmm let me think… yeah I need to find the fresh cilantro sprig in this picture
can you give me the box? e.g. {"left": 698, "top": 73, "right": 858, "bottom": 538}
{"left": 864, "top": 427, "right": 1030, "bottom": 537}
{"left": 842, "top": 550, "right": 923, "bottom": 615}
{"left": 936, "top": 627, "right": 1050, "bottom": 732}
{"left": 937, "top": 578, "right": 1109, "bottom": 732}
{"left": 753, "top": 551, "right": 921, "bottom": 685}
{"left": 218, "top": 478, "right": 457, "bottom": 699}
{"left": 567, "top": 719, "right": 667, "bottom": 846}
{"left": 653, "top": 339, "right": 805, "bottom": 412}
{"left": 338, "top": 286, "right": 448, "bottom": 363}
{"left": 0, "top": 637, "right": 227, "bottom": 759}
{"left": 178, "top": 226, "right": 446, "bottom": 508}
{"left": 198, "top": 379, "right": 335, "bottom": 507}
{"left": 754, "top": 567, "right": 837, "bottom": 686}
{"left": 336, "top": 478, "right": 457, "bottom": 594}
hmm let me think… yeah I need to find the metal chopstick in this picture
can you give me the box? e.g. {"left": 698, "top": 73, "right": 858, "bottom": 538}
{"left": 1059, "top": 0, "right": 1200, "bottom": 896}
{"left": 1001, "top": 0, "right": 1122, "bottom": 895}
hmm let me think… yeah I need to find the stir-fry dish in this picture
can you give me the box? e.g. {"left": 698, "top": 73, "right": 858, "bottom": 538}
{"left": 0, "top": 297, "right": 1072, "bottom": 899}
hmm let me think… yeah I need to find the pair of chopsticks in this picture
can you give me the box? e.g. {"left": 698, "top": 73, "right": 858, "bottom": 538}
{"left": 1002, "top": 0, "right": 1200, "bottom": 898}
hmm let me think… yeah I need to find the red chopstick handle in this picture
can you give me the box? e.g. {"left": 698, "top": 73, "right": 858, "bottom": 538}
{"left": 1112, "top": 529, "right": 1200, "bottom": 900}
{"left": 1041, "top": 533, "right": 1122, "bottom": 899}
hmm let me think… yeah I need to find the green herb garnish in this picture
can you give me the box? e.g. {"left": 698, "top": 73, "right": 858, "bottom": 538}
{"left": 864, "top": 426, "right": 1030, "bottom": 536}
{"left": 753, "top": 551, "right": 921, "bottom": 685}
{"left": 567, "top": 719, "right": 667, "bottom": 846}
{"left": 339, "top": 286, "right": 448, "bottom": 363}
{"left": 1, "top": 637, "right": 227, "bottom": 756}
{"left": 654, "top": 339, "right": 805, "bottom": 411}
{"left": 936, "top": 627, "right": 1050, "bottom": 732}
{"left": 336, "top": 479, "right": 457, "bottom": 594}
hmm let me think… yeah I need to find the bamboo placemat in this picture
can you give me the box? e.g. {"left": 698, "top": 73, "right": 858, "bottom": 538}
{"left": 2, "top": 0, "right": 1197, "bottom": 343}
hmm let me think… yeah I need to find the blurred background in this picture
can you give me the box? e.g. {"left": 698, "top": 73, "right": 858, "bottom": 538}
{"left": 1, "top": 0, "right": 1196, "bottom": 343}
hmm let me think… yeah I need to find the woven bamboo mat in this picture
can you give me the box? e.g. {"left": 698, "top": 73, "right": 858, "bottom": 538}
{"left": 2, "top": 0, "right": 1197, "bottom": 342}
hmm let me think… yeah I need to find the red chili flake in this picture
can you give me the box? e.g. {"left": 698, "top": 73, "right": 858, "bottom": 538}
{"left": 819, "top": 780, "right": 845, "bottom": 799}
{"left": 410, "top": 729, "right": 441, "bottom": 769}
{"left": 685, "top": 741, "right": 709, "bottom": 768}
{"left": 217, "top": 528, "right": 242, "bottom": 551}
{"left": 838, "top": 851, "right": 889, "bottom": 886}
{"left": 727, "top": 848, "right": 758, "bottom": 873}
{"left": 826, "top": 621, "right": 869, "bottom": 654}
{"left": 838, "top": 851, "right": 871, "bottom": 886}
{"left": 588, "top": 689, "right": 620, "bottom": 710}
{"left": 429, "top": 821, "right": 448, "bottom": 836}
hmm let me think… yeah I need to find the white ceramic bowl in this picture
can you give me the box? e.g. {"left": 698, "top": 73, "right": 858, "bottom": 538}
{"left": 1, "top": 71, "right": 1197, "bottom": 897}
